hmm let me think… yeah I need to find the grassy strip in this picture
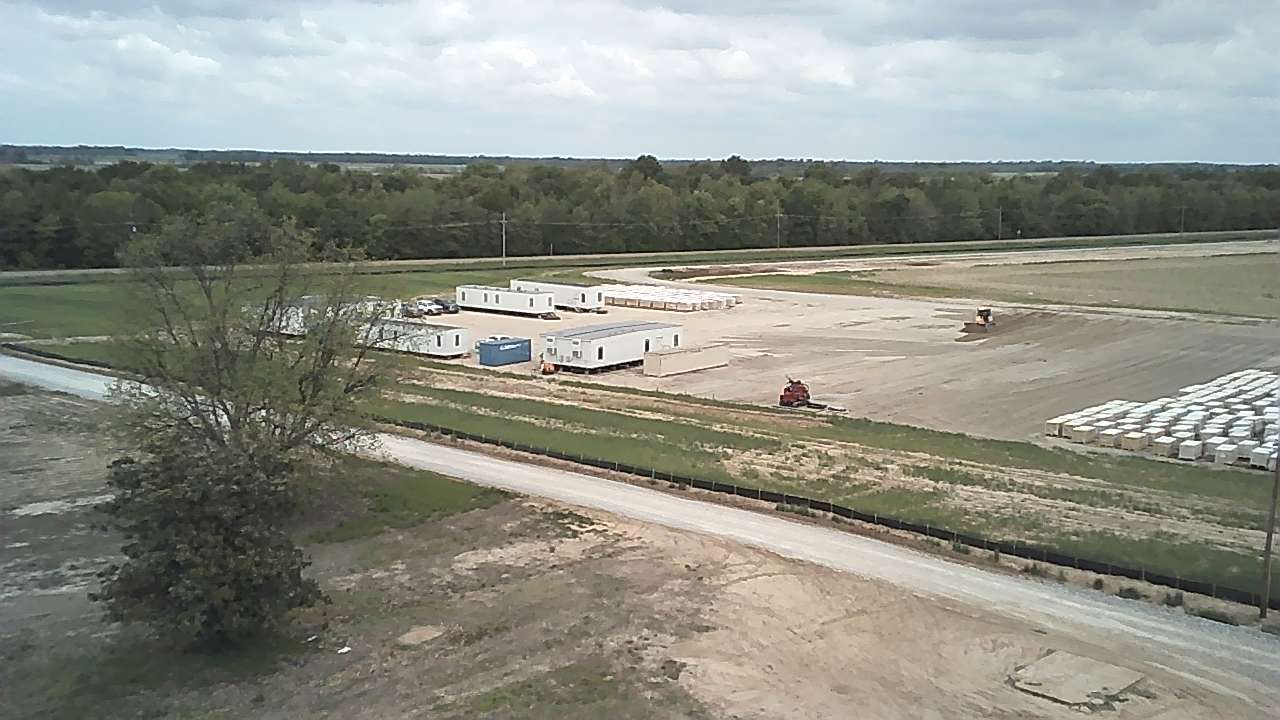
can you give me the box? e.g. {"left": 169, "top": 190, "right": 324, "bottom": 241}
{"left": 393, "top": 384, "right": 778, "bottom": 451}
{"left": 307, "top": 457, "right": 508, "bottom": 543}
{"left": 373, "top": 397, "right": 739, "bottom": 482}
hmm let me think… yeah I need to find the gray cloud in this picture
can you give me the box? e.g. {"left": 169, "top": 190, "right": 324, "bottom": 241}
{"left": 0, "top": 0, "right": 1276, "bottom": 161}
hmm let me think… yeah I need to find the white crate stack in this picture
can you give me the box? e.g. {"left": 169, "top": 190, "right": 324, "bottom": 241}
{"left": 597, "top": 285, "right": 742, "bottom": 312}
{"left": 1045, "top": 369, "right": 1279, "bottom": 470}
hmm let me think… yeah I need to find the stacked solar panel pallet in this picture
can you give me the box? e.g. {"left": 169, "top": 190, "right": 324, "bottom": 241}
{"left": 1044, "top": 369, "right": 1279, "bottom": 470}
{"left": 598, "top": 285, "right": 742, "bottom": 312}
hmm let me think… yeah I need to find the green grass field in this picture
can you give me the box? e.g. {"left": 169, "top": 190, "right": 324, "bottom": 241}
{"left": 0, "top": 267, "right": 589, "bottom": 339}
{"left": 708, "top": 253, "right": 1280, "bottom": 317}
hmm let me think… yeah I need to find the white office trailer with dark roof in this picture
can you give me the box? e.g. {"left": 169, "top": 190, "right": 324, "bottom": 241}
{"left": 455, "top": 285, "right": 558, "bottom": 318}
{"left": 542, "top": 320, "right": 683, "bottom": 371}
{"left": 509, "top": 279, "right": 607, "bottom": 313}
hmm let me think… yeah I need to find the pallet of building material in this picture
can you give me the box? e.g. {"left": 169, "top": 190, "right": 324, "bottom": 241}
{"left": 1120, "top": 432, "right": 1148, "bottom": 451}
{"left": 1178, "top": 440, "right": 1204, "bottom": 460}
{"left": 1153, "top": 436, "right": 1179, "bottom": 457}
{"left": 1069, "top": 425, "right": 1098, "bottom": 444}
{"left": 1098, "top": 428, "right": 1125, "bottom": 448}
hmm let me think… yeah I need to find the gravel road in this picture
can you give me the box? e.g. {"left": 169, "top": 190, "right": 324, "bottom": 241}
{"left": 3, "top": 352, "right": 1278, "bottom": 712}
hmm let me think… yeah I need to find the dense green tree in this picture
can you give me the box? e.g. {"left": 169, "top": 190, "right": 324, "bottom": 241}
{"left": 0, "top": 159, "right": 1276, "bottom": 270}
{"left": 720, "top": 155, "right": 752, "bottom": 179}
{"left": 625, "top": 154, "right": 665, "bottom": 183}
{"left": 93, "top": 207, "right": 391, "bottom": 646}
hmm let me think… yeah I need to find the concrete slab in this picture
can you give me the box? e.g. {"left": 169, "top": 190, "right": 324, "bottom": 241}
{"left": 1011, "top": 651, "right": 1145, "bottom": 706}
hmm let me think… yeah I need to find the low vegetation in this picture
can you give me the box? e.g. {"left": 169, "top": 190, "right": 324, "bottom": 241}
{"left": 309, "top": 459, "right": 506, "bottom": 543}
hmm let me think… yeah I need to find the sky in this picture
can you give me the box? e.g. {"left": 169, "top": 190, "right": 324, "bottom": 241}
{"left": 0, "top": 0, "right": 1277, "bottom": 162}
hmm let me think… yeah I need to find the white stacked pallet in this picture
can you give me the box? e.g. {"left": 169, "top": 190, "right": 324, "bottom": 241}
{"left": 1153, "top": 436, "right": 1179, "bottom": 457}
{"left": 597, "top": 284, "right": 742, "bottom": 312}
{"left": 1044, "top": 368, "right": 1279, "bottom": 467}
{"left": 1099, "top": 428, "right": 1125, "bottom": 447}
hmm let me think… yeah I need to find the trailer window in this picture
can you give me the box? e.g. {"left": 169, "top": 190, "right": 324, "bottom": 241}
{"left": 461, "top": 291, "right": 467, "bottom": 301}
{"left": 483, "top": 293, "right": 489, "bottom": 303}
{"left": 581, "top": 293, "right": 587, "bottom": 302}
{"left": 674, "top": 334, "right": 680, "bottom": 347}
{"left": 454, "top": 335, "right": 460, "bottom": 347}
{"left": 597, "top": 346, "right": 604, "bottom": 361}
{"left": 436, "top": 335, "right": 442, "bottom": 347}
{"left": 644, "top": 339, "right": 650, "bottom": 352}
{"left": 529, "top": 298, "right": 534, "bottom": 307}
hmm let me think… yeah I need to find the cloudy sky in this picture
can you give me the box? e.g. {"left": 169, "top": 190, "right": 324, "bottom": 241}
{"left": 1, "top": 1, "right": 1276, "bottom": 162}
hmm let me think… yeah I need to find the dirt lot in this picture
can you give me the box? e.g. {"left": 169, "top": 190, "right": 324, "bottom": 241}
{"left": 6, "top": 384, "right": 1277, "bottom": 719}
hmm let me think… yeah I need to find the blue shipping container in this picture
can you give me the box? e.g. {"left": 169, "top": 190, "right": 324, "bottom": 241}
{"left": 478, "top": 338, "right": 531, "bottom": 367}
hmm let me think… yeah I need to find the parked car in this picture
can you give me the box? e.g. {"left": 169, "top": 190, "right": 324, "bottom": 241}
{"left": 400, "top": 299, "right": 444, "bottom": 318}
{"left": 430, "top": 297, "right": 460, "bottom": 314}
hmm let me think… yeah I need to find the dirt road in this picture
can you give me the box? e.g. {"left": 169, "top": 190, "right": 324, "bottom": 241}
{"left": 4, "top": 355, "right": 1277, "bottom": 716}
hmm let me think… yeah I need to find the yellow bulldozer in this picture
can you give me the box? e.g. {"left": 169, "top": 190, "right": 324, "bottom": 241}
{"left": 962, "top": 307, "right": 995, "bottom": 333}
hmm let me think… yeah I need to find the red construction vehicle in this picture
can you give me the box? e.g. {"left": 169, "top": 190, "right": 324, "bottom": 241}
{"left": 779, "top": 377, "right": 845, "bottom": 412}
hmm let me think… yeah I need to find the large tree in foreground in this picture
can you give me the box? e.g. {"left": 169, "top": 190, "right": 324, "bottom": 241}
{"left": 93, "top": 205, "right": 392, "bottom": 646}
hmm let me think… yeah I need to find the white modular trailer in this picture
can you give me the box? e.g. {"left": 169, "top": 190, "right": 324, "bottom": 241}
{"left": 542, "top": 320, "right": 683, "bottom": 371}
{"left": 509, "top": 279, "right": 607, "bottom": 312}
{"left": 456, "top": 285, "right": 556, "bottom": 318}
{"left": 367, "top": 319, "right": 468, "bottom": 358}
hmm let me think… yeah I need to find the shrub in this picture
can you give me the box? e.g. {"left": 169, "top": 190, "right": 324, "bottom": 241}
{"left": 951, "top": 542, "right": 971, "bottom": 555}
{"left": 1021, "top": 563, "right": 1047, "bottom": 577}
{"left": 94, "top": 447, "right": 323, "bottom": 647}
{"left": 1092, "top": 578, "right": 1105, "bottom": 590}
{"left": 1162, "top": 591, "right": 1185, "bottom": 608}
{"left": 1116, "top": 587, "right": 1146, "bottom": 600}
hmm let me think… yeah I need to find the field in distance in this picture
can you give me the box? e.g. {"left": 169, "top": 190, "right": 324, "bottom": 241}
{"left": 704, "top": 252, "right": 1280, "bottom": 318}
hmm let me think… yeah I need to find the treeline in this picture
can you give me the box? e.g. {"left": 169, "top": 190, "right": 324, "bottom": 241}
{"left": 1, "top": 156, "right": 1277, "bottom": 269}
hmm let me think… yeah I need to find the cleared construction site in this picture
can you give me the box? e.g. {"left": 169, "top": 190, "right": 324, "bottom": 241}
{"left": 367, "top": 239, "right": 1279, "bottom": 446}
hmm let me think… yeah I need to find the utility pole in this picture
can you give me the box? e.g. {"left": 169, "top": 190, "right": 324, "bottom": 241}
{"left": 775, "top": 200, "right": 783, "bottom": 249}
{"left": 500, "top": 212, "right": 508, "bottom": 266}
{"left": 1262, "top": 384, "right": 1280, "bottom": 619}
{"left": 1178, "top": 205, "right": 1187, "bottom": 234}
{"left": 996, "top": 206, "right": 1003, "bottom": 240}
